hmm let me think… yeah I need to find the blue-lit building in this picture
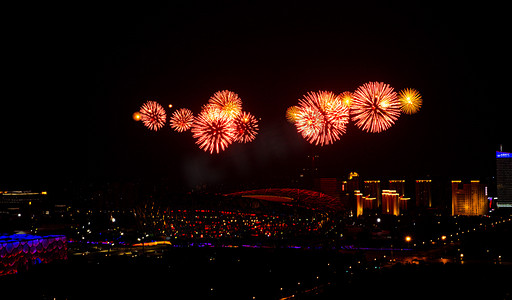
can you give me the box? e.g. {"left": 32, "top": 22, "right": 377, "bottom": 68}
{"left": 496, "top": 151, "right": 512, "bottom": 208}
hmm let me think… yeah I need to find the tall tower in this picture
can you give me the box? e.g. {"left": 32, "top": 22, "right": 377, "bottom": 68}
{"left": 415, "top": 180, "right": 432, "bottom": 209}
{"left": 382, "top": 190, "right": 400, "bottom": 216}
{"left": 496, "top": 150, "right": 512, "bottom": 208}
{"left": 389, "top": 180, "right": 405, "bottom": 197}
{"left": 451, "top": 180, "right": 488, "bottom": 216}
{"left": 364, "top": 180, "right": 381, "bottom": 209}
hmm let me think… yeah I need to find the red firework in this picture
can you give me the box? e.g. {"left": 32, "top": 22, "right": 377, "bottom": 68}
{"left": 350, "top": 82, "right": 401, "bottom": 133}
{"left": 191, "top": 106, "right": 236, "bottom": 154}
{"left": 139, "top": 100, "right": 167, "bottom": 131}
{"left": 207, "top": 90, "right": 243, "bottom": 118}
{"left": 233, "top": 111, "right": 259, "bottom": 143}
{"left": 170, "top": 108, "right": 194, "bottom": 132}
{"left": 295, "top": 91, "right": 350, "bottom": 146}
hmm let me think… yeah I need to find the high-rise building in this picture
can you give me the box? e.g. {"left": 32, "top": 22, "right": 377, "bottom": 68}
{"left": 355, "top": 190, "right": 364, "bottom": 217}
{"left": 382, "top": 190, "right": 400, "bottom": 216}
{"left": 389, "top": 180, "right": 405, "bottom": 197}
{"left": 314, "top": 178, "right": 341, "bottom": 201}
{"left": 341, "top": 172, "right": 361, "bottom": 213}
{"left": 415, "top": 180, "right": 432, "bottom": 209}
{"left": 364, "top": 180, "right": 381, "bottom": 208}
{"left": 496, "top": 151, "right": 512, "bottom": 208}
{"left": 399, "top": 196, "right": 410, "bottom": 212}
{"left": 451, "top": 180, "right": 488, "bottom": 216}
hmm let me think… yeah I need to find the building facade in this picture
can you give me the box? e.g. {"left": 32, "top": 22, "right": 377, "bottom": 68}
{"left": 451, "top": 180, "right": 488, "bottom": 216}
{"left": 382, "top": 190, "right": 400, "bottom": 216}
{"left": 496, "top": 151, "right": 512, "bottom": 208}
{"left": 415, "top": 180, "right": 432, "bottom": 209}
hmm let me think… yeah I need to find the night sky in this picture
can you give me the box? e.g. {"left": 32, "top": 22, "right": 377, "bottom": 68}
{"left": 3, "top": 2, "right": 509, "bottom": 189}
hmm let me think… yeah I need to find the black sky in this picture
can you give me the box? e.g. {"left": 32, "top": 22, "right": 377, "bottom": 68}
{"left": 3, "top": 2, "right": 510, "bottom": 189}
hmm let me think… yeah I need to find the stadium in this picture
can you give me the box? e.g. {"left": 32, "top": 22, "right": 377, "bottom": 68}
{"left": 135, "top": 189, "right": 344, "bottom": 246}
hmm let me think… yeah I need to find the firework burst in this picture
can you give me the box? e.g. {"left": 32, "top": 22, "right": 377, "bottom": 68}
{"left": 139, "top": 100, "right": 167, "bottom": 131}
{"left": 350, "top": 82, "right": 401, "bottom": 133}
{"left": 398, "top": 88, "right": 422, "bottom": 114}
{"left": 191, "top": 106, "right": 236, "bottom": 154}
{"left": 286, "top": 106, "right": 300, "bottom": 123}
{"left": 340, "top": 91, "right": 353, "bottom": 107}
{"left": 170, "top": 108, "right": 194, "bottom": 132}
{"left": 295, "top": 91, "right": 350, "bottom": 146}
{"left": 207, "top": 90, "right": 243, "bottom": 119}
{"left": 233, "top": 111, "right": 259, "bottom": 143}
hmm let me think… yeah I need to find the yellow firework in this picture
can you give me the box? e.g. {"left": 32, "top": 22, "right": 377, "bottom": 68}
{"left": 398, "top": 88, "right": 422, "bottom": 114}
{"left": 340, "top": 91, "right": 353, "bottom": 107}
{"left": 286, "top": 106, "right": 300, "bottom": 123}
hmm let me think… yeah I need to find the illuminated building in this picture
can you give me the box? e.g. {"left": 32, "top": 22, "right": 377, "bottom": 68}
{"left": 389, "top": 180, "right": 405, "bottom": 197}
{"left": 382, "top": 190, "right": 400, "bottom": 216}
{"left": 0, "top": 190, "right": 47, "bottom": 216}
{"left": 399, "top": 196, "right": 410, "bottom": 212}
{"left": 496, "top": 150, "right": 512, "bottom": 208}
{"left": 347, "top": 172, "right": 360, "bottom": 191}
{"left": 341, "top": 172, "right": 360, "bottom": 213}
{"left": 451, "top": 180, "right": 488, "bottom": 216}
{"left": 355, "top": 190, "right": 364, "bottom": 217}
{"left": 364, "top": 180, "right": 381, "bottom": 208}
{"left": 415, "top": 180, "right": 432, "bottom": 209}
{"left": 0, "top": 234, "right": 67, "bottom": 276}
{"left": 389, "top": 180, "right": 410, "bottom": 213}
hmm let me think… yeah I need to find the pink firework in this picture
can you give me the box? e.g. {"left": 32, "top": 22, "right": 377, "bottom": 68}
{"left": 170, "top": 108, "right": 194, "bottom": 132}
{"left": 139, "top": 100, "right": 167, "bottom": 131}
{"left": 295, "top": 91, "right": 350, "bottom": 146}
{"left": 191, "top": 106, "right": 236, "bottom": 154}
{"left": 350, "top": 82, "right": 401, "bottom": 133}
{"left": 233, "top": 111, "right": 259, "bottom": 143}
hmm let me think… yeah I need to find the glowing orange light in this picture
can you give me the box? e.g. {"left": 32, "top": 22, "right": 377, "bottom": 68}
{"left": 132, "top": 112, "right": 142, "bottom": 121}
{"left": 405, "top": 236, "right": 412, "bottom": 242}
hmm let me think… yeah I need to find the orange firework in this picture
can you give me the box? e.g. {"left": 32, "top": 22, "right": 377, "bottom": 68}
{"left": 350, "top": 82, "right": 401, "bottom": 133}
{"left": 207, "top": 90, "right": 243, "bottom": 118}
{"left": 295, "top": 91, "right": 350, "bottom": 146}
{"left": 170, "top": 108, "right": 194, "bottom": 132}
{"left": 139, "top": 100, "right": 167, "bottom": 131}
{"left": 191, "top": 106, "right": 236, "bottom": 154}
{"left": 398, "top": 88, "right": 422, "bottom": 114}
{"left": 233, "top": 111, "right": 259, "bottom": 143}
{"left": 286, "top": 106, "right": 300, "bottom": 123}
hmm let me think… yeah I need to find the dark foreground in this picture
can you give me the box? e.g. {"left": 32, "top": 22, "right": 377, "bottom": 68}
{"left": 1, "top": 246, "right": 511, "bottom": 300}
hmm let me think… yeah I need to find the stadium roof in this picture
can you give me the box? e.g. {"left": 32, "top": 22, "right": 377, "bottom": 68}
{"left": 225, "top": 188, "right": 343, "bottom": 212}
